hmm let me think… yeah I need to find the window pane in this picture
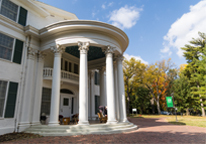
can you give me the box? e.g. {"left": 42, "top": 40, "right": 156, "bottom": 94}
{"left": 69, "top": 62, "right": 72, "bottom": 72}
{"left": 0, "top": 33, "right": 14, "bottom": 60}
{"left": 63, "top": 98, "right": 69, "bottom": 106}
{"left": 0, "top": 0, "right": 18, "bottom": 21}
{"left": 65, "top": 61, "right": 68, "bottom": 71}
{"left": 95, "top": 95, "right": 100, "bottom": 114}
{"left": 0, "top": 80, "right": 8, "bottom": 117}
{"left": 74, "top": 64, "right": 78, "bottom": 74}
{"left": 41, "top": 88, "right": 51, "bottom": 115}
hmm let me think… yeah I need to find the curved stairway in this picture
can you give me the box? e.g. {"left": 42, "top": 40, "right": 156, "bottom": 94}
{"left": 24, "top": 122, "right": 138, "bottom": 136}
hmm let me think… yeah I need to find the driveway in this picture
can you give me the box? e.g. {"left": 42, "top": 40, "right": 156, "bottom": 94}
{"left": 5, "top": 117, "right": 206, "bottom": 143}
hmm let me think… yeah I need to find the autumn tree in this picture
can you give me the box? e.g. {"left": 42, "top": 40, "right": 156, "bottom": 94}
{"left": 142, "top": 58, "right": 176, "bottom": 114}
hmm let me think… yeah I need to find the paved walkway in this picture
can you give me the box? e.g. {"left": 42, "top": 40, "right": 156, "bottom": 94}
{"left": 5, "top": 117, "right": 206, "bottom": 143}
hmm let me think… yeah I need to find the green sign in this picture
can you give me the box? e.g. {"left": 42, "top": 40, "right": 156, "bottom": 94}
{"left": 166, "top": 96, "right": 174, "bottom": 108}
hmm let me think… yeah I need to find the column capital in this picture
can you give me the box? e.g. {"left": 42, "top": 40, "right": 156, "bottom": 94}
{"left": 51, "top": 44, "right": 65, "bottom": 55}
{"left": 103, "top": 45, "right": 115, "bottom": 55}
{"left": 78, "top": 41, "right": 90, "bottom": 54}
{"left": 116, "top": 54, "right": 124, "bottom": 62}
{"left": 38, "top": 51, "right": 46, "bottom": 62}
{"left": 28, "top": 47, "right": 38, "bottom": 59}
{"left": 98, "top": 66, "right": 106, "bottom": 72}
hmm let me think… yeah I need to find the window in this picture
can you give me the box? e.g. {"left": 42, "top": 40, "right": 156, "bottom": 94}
{"left": 95, "top": 71, "right": 100, "bottom": 85}
{"left": 0, "top": 0, "right": 18, "bottom": 21}
{"left": 0, "top": 80, "right": 8, "bottom": 117}
{"left": 0, "top": 80, "right": 18, "bottom": 118}
{"left": 74, "top": 64, "right": 78, "bottom": 74}
{"left": 64, "top": 60, "right": 68, "bottom": 71}
{"left": 41, "top": 88, "right": 51, "bottom": 115}
{"left": 71, "top": 97, "right": 74, "bottom": 114}
{"left": 63, "top": 98, "right": 69, "bottom": 106}
{"left": 95, "top": 95, "right": 100, "bottom": 114}
{"left": 69, "top": 62, "right": 72, "bottom": 72}
{"left": 0, "top": 32, "right": 24, "bottom": 64}
{"left": 0, "top": 0, "right": 28, "bottom": 26}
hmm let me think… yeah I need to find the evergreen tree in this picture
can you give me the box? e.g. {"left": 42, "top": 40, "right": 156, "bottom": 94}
{"left": 181, "top": 32, "right": 206, "bottom": 116}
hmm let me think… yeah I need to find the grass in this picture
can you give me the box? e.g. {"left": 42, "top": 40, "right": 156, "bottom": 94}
{"left": 131, "top": 114, "right": 206, "bottom": 127}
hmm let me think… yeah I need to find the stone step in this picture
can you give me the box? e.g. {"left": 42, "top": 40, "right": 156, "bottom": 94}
{"left": 25, "top": 124, "right": 134, "bottom": 133}
{"left": 25, "top": 125, "right": 138, "bottom": 136}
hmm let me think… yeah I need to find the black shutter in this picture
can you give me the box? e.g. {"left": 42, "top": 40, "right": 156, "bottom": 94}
{"left": 13, "top": 39, "right": 23, "bottom": 64}
{"left": 4, "top": 82, "right": 18, "bottom": 118}
{"left": 18, "top": 7, "right": 28, "bottom": 26}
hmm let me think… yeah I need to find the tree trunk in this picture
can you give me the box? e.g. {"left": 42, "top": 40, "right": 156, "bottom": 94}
{"left": 197, "top": 85, "right": 205, "bottom": 117}
{"left": 186, "top": 108, "right": 189, "bottom": 116}
{"left": 156, "top": 97, "right": 161, "bottom": 114}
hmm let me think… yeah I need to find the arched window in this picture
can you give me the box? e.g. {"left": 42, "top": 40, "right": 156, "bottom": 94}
{"left": 60, "top": 89, "right": 74, "bottom": 94}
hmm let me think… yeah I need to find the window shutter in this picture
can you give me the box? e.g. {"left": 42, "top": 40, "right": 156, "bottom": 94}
{"left": 4, "top": 82, "right": 18, "bottom": 118}
{"left": 13, "top": 39, "right": 23, "bottom": 64}
{"left": 18, "top": 7, "right": 28, "bottom": 26}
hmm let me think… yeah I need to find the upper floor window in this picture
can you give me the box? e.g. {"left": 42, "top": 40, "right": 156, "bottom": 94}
{"left": 0, "top": 32, "right": 24, "bottom": 64}
{"left": 95, "top": 71, "right": 100, "bottom": 85}
{"left": 74, "top": 63, "right": 79, "bottom": 74}
{"left": 0, "top": 0, "right": 28, "bottom": 26}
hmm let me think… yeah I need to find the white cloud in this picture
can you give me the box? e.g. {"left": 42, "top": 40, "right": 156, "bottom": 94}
{"left": 108, "top": 2, "right": 114, "bottom": 7}
{"left": 102, "top": 4, "right": 106, "bottom": 9}
{"left": 162, "top": 0, "right": 206, "bottom": 57}
{"left": 109, "top": 5, "right": 143, "bottom": 30}
{"left": 92, "top": 12, "right": 96, "bottom": 18}
{"left": 123, "top": 53, "right": 148, "bottom": 65}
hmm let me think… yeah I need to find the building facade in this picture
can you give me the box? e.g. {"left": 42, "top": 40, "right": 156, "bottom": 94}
{"left": 0, "top": 0, "right": 129, "bottom": 135}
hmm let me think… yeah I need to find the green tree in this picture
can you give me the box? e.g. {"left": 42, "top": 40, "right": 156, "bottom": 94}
{"left": 181, "top": 32, "right": 206, "bottom": 116}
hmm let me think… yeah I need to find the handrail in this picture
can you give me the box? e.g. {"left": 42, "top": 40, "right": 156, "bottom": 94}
{"left": 43, "top": 68, "right": 79, "bottom": 82}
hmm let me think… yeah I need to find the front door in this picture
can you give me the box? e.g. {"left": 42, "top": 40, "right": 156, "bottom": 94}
{"left": 59, "top": 94, "right": 72, "bottom": 118}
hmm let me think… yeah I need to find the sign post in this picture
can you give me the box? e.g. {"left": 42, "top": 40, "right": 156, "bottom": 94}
{"left": 132, "top": 108, "right": 137, "bottom": 115}
{"left": 166, "top": 96, "right": 178, "bottom": 122}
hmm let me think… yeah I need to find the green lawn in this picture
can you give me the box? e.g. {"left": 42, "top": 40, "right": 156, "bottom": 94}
{"left": 131, "top": 114, "right": 206, "bottom": 128}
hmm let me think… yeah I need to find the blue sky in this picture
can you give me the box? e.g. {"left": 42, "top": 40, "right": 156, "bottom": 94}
{"left": 38, "top": 0, "right": 206, "bottom": 67}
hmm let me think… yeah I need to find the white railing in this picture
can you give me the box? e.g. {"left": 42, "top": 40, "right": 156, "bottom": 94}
{"left": 43, "top": 68, "right": 79, "bottom": 82}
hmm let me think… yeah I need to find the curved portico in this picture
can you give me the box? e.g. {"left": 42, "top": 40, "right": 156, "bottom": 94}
{"left": 24, "top": 20, "right": 129, "bottom": 127}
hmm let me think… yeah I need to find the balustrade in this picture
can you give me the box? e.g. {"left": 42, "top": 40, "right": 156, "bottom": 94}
{"left": 43, "top": 68, "right": 79, "bottom": 82}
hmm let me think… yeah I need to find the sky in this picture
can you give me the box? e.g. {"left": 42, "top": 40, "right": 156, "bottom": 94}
{"left": 38, "top": 0, "right": 206, "bottom": 67}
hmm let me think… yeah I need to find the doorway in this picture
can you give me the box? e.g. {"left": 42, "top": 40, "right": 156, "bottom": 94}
{"left": 59, "top": 94, "right": 74, "bottom": 118}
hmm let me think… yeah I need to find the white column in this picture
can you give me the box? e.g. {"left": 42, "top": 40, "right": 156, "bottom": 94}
{"left": 31, "top": 52, "right": 46, "bottom": 125}
{"left": 104, "top": 46, "right": 117, "bottom": 124}
{"left": 78, "top": 42, "right": 90, "bottom": 125}
{"left": 114, "top": 61, "right": 120, "bottom": 121}
{"left": 48, "top": 45, "right": 65, "bottom": 126}
{"left": 117, "top": 55, "right": 128, "bottom": 123}
{"left": 88, "top": 72, "right": 91, "bottom": 120}
{"left": 90, "top": 70, "right": 95, "bottom": 120}
{"left": 19, "top": 48, "right": 37, "bottom": 127}
{"left": 99, "top": 67, "right": 106, "bottom": 106}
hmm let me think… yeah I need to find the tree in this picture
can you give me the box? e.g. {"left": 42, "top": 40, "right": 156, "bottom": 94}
{"left": 123, "top": 58, "right": 143, "bottom": 114}
{"left": 181, "top": 32, "right": 206, "bottom": 116}
{"left": 142, "top": 58, "right": 176, "bottom": 114}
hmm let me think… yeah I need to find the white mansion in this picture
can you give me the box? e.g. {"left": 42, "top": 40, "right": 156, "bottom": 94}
{"left": 0, "top": 0, "right": 135, "bottom": 136}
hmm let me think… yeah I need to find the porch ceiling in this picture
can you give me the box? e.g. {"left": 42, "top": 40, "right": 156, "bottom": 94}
{"left": 65, "top": 46, "right": 105, "bottom": 61}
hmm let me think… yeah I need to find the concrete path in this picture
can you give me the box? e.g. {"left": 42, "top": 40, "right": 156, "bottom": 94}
{"left": 6, "top": 117, "right": 206, "bottom": 143}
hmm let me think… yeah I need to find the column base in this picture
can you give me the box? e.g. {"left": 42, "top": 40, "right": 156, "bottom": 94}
{"left": 48, "top": 121, "right": 60, "bottom": 126}
{"left": 106, "top": 120, "right": 117, "bottom": 125}
{"left": 31, "top": 121, "right": 41, "bottom": 126}
{"left": 78, "top": 121, "right": 90, "bottom": 125}
{"left": 18, "top": 123, "right": 31, "bottom": 132}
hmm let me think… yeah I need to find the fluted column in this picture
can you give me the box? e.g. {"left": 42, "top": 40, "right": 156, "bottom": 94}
{"left": 19, "top": 48, "right": 38, "bottom": 126}
{"left": 117, "top": 55, "right": 128, "bottom": 123}
{"left": 99, "top": 67, "right": 106, "bottom": 106}
{"left": 114, "top": 61, "right": 120, "bottom": 121}
{"left": 48, "top": 45, "right": 65, "bottom": 126}
{"left": 31, "top": 52, "right": 46, "bottom": 125}
{"left": 104, "top": 46, "right": 117, "bottom": 124}
{"left": 78, "top": 41, "right": 90, "bottom": 125}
